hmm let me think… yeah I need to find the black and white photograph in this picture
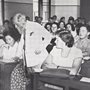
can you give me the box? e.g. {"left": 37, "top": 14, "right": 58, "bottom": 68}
{"left": 0, "top": 0, "right": 90, "bottom": 90}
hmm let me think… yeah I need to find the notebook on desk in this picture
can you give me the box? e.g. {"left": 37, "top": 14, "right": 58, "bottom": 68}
{"left": 80, "top": 77, "right": 90, "bottom": 83}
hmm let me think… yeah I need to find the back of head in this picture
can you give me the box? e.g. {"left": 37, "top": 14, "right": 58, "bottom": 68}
{"left": 56, "top": 29, "right": 74, "bottom": 48}
{"left": 3, "top": 26, "right": 21, "bottom": 42}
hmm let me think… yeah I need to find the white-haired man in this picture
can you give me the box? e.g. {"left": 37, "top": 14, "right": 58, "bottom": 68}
{"left": 13, "top": 13, "right": 51, "bottom": 71}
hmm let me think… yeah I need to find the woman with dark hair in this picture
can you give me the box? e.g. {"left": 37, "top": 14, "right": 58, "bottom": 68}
{"left": 44, "top": 22, "right": 52, "bottom": 33}
{"left": 3, "top": 27, "right": 21, "bottom": 42}
{"left": 1, "top": 27, "right": 21, "bottom": 60}
{"left": 42, "top": 29, "right": 82, "bottom": 75}
{"left": 66, "top": 23, "right": 76, "bottom": 38}
{"left": 75, "top": 25, "right": 90, "bottom": 77}
{"left": 51, "top": 22, "right": 59, "bottom": 34}
{"left": 46, "top": 22, "right": 59, "bottom": 53}
{"left": 68, "top": 16, "right": 75, "bottom": 25}
{"left": 75, "top": 25, "right": 90, "bottom": 58}
{"left": 0, "top": 27, "right": 28, "bottom": 90}
{"left": 58, "top": 21, "right": 65, "bottom": 30}
{"left": 59, "top": 16, "right": 65, "bottom": 23}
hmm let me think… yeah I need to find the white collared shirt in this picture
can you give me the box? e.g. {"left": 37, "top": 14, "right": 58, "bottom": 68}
{"left": 19, "top": 21, "right": 52, "bottom": 67}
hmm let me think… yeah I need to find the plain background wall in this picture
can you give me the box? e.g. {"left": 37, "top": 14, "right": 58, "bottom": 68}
{"left": 51, "top": 0, "right": 80, "bottom": 22}
{"left": 80, "top": 0, "right": 90, "bottom": 22}
{"left": 0, "top": 0, "right": 2, "bottom": 25}
{"left": 4, "top": 0, "right": 80, "bottom": 22}
{"left": 4, "top": 0, "right": 33, "bottom": 21}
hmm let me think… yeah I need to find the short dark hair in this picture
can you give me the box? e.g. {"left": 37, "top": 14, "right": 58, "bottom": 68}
{"left": 3, "top": 27, "right": 21, "bottom": 42}
{"left": 3, "top": 20, "right": 10, "bottom": 25}
{"left": 56, "top": 29, "right": 74, "bottom": 48}
{"left": 44, "top": 22, "right": 52, "bottom": 30}
{"left": 60, "top": 17, "right": 65, "bottom": 22}
{"left": 78, "top": 25, "right": 89, "bottom": 35}
{"left": 59, "top": 21, "right": 65, "bottom": 27}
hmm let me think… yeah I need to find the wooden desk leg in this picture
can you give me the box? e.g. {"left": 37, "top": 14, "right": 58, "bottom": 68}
{"left": 32, "top": 73, "right": 39, "bottom": 90}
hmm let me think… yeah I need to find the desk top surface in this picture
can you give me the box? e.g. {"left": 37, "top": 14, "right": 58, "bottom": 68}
{"left": 33, "top": 72, "right": 90, "bottom": 90}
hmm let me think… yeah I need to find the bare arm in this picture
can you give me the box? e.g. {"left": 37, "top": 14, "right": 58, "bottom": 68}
{"left": 41, "top": 54, "right": 57, "bottom": 69}
{"left": 70, "top": 57, "right": 82, "bottom": 75}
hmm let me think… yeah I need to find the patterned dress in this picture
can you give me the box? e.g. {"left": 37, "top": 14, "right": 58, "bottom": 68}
{"left": 10, "top": 62, "right": 27, "bottom": 90}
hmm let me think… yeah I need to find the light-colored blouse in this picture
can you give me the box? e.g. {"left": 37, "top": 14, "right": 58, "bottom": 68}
{"left": 50, "top": 46, "right": 82, "bottom": 67}
{"left": 75, "top": 37, "right": 90, "bottom": 57}
{"left": 2, "top": 42, "right": 19, "bottom": 60}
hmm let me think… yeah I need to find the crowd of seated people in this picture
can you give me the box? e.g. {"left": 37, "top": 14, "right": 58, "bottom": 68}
{"left": 0, "top": 14, "right": 90, "bottom": 90}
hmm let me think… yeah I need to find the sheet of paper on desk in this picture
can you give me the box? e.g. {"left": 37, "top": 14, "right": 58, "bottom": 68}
{"left": 34, "top": 69, "right": 43, "bottom": 72}
{"left": 80, "top": 77, "right": 90, "bottom": 83}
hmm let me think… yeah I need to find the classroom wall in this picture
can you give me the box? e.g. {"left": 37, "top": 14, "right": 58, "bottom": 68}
{"left": 51, "top": 0, "right": 80, "bottom": 22}
{"left": 4, "top": 0, "right": 33, "bottom": 21}
{"left": 80, "top": 0, "right": 90, "bottom": 22}
{"left": 0, "top": 0, "right": 3, "bottom": 25}
{"left": 3, "top": 0, "right": 80, "bottom": 22}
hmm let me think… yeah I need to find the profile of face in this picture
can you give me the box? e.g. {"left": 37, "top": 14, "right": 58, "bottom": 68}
{"left": 14, "top": 14, "right": 26, "bottom": 31}
{"left": 46, "top": 25, "right": 51, "bottom": 31}
{"left": 4, "top": 22, "right": 9, "bottom": 29}
{"left": 79, "top": 26, "right": 88, "bottom": 39}
{"left": 59, "top": 22, "right": 64, "bottom": 29}
{"left": 5, "top": 35, "right": 15, "bottom": 46}
{"left": 55, "top": 36, "right": 65, "bottom": 49}
{"left": 69, "top": 20, "right": 74, "bottom": 24}
{"left": 62, "top": 18, "right": 65, "bottom": 22}
{"left": 66, "top": 24, "right": 72, "bottom": 31}
{"left": 18, "top": 15, "right": 26, "bottom": 27}
{"left": 51, "top": 24, "right": 58, "bottom": 33}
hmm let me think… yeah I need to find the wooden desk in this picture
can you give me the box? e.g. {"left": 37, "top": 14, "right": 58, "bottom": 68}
{"left": 0, "top": 61, "right": 18, "bottom": 90}
{"left": 32, "top": 73, "right": 90, "bottom": 90}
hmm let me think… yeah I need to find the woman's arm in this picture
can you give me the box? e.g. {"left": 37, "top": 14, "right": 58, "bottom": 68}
{"left": 41, "top": 54, "right": 57, "bottom": 69}
{"left": 70, "top": 57, "right": 82, "bottom": 75}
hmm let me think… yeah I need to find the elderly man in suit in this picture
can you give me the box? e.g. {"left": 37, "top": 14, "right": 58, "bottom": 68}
{"left": 13, "top": 13, "right": 51, "bottom": 71}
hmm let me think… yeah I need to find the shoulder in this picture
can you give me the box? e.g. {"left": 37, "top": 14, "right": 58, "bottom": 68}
{"left": 72, "top": 46, "right": 82, "bottom": 57}
{"left": 72, "top": 46, "right": 82, "bottom": 53}
{"left": 87, "top": 39, "right": 90, "bottom": 44}
{"left": 14, "top": 42, "right": 19, "bottom": 47}
{"left": 26, "top": 20, "right": 41, "bottom": 27}
{"left": 50, "top": 46, "right": 61, "bottom": 55}
{"left": 0, "top": 44, "right": 9, "bottom": 50}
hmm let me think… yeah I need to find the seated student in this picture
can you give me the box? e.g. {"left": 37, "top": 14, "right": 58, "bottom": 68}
{"left": 46, "top": 22, "right": 59, "bottom": 53}
{"left": 42, "top": 30, "right": 83, "bottom": 75}
{"left": 58, "top": 21, "right": 65, "bottom": 30}
{"left": 74, "top": 25, "right": 90, "bottom": 77}
{"left": 66, "top": 23, "right": 76, "bottom": 38}
{"left": 59, "top": 16, "right": 65, "bottom": 24}
{"left": 0, "top": 27, "right": 21, "bottom": 61}
{"left": 0, "top": 27, "right": 27, "bottom": 90}
{"left": 44, "top": 22, "right": 52, "bottom": 33}
{"left": 75, "top": 25, "right": 90, "bottom": 60}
